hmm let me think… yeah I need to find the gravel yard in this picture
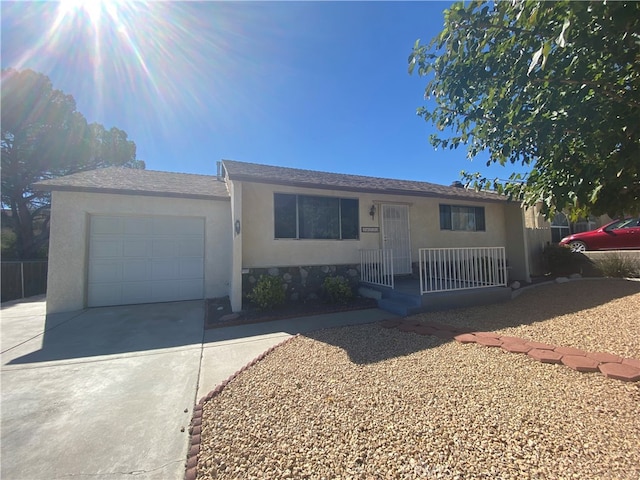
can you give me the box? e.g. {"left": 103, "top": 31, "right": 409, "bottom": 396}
{"left": 196, "top": 279, "right": 640, "bottom": 479}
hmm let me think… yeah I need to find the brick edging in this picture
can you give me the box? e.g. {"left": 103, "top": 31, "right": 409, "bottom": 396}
{"left": 454, "top": 331, "right": 640, "bottom": 382}
{"left": 184, "top": 334, "right": 300, "bottom": 480}
{"left": 380, "top": 318, "right": 640, "bottom": 383}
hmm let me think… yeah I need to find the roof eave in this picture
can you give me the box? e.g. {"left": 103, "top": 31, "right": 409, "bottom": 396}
{"left": 225, "top": 174, "right": 506, "bottom": 203}
{"left": 35, "top": 184, "right": 230, "bottom": 201}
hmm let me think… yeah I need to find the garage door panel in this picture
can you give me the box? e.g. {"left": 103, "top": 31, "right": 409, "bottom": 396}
{"left": 178, "top": 279, "right": 204, "bottom": 299}
{"left": 123, "top": 239, "right": 149, "bottom": 257}
{"left": 179, "top": 238, "right": 205, "bottom": 256}
{"left": 179, "top": 258, "right": 204, "bottom": 278}
{"left": 153, "top": 218, "right": 183, "bottom": 235}
{"left": 151, "top": 259, "right": 178, "bottom": 279}
{"left": 88, "top": 284, "right": 122, "bottom": 307}
{"left": 151, "top": 280, "right": 178, "bottom": 301}
{"left": 89, "top": 261, "right": 123, "bottom": 283}
{"left": 123, "top": 216, "right": 151, "bottom": 235}
{"left": 122, "top": 260, "right": 149, "bottom": 282}
{"left": 150, "top": 279, "right": 204, "bottom": 301}
{"left": 152, "top": 239, "right": 176, "bottom": 257}
{"left": 153, "top": 217, "right": 202, "bottom": 235}
{"left": 91, "top": 216, "right": 123, "bottom": 234}
{"left": 91, "top": 239, "right": 123, "bottom": 258}
{"left": 88, "top": 214, "right": 205, "bottom": 307}
{"left": 121, "top": 283, "right": 153, "bottom": 304}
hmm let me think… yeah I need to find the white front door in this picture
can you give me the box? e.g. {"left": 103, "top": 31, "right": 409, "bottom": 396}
{"left": 381, "top": 204, "right": 412, "bottom": 275}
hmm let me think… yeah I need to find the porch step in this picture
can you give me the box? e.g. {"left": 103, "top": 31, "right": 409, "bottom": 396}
{"left": 364, "top": 280, "right": 512, "bottom": 317}
{"left": 381, "top": 289, "right": 422, "bottom": 306}
{"left": 420, "top": 287, "right": 511, "bottom": 312}
{"left": 378, "top": 297, "right": 423, "bottom": 317}
{"left": 358, "top": 286, "right": 382, "bottom": 301}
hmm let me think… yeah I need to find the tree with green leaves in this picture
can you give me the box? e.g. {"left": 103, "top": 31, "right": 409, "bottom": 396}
{"left": 1, "top": 68, "right": 144, "bottom": 259}
{"left": 409, "top": 1, "right": 639, "bottom": 219}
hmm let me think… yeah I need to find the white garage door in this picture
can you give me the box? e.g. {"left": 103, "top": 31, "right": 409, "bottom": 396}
{"left": 88, "top": 215, "right": 205, "bottom": 307}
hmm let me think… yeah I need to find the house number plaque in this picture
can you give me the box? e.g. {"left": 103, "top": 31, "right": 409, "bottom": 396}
{"left": 361, "top": 226, "right": 380, "bottom": 233}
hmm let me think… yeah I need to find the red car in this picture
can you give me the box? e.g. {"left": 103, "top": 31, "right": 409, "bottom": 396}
{"left": 559, "top": 218, "right": 640, "bottom": 252}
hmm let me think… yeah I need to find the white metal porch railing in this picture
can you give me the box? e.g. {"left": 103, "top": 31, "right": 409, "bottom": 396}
{"left": 418, "top": 247, "right": 507, "bottom": 294}
{"left": 360, "top": 249, "right": 394, "bottom": 289}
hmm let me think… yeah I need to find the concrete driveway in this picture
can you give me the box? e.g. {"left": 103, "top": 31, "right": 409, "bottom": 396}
{"left": 1, "top": 296, "right": 393, "bottom": 480}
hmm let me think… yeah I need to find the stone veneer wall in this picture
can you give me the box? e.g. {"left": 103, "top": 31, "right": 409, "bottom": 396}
{"left": 242, "top": 264, "right": 361, "bottom": 304}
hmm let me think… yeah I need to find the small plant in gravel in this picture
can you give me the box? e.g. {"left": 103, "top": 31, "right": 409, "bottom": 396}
{"left": 594, "top": 253, "right": 640, "bottom": 278}
{"left": 322, "top": 276, "right": 354, "bottom": 304}
{"left": 247, "top": 275, "right": 285, "bottom": 310}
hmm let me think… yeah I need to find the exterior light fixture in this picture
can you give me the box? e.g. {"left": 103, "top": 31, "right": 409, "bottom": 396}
{"left": 234, "top": 219, "right": 241, "bottom": 235}
{"left": 369, "top": 204, "right": 376, "bottom": 220}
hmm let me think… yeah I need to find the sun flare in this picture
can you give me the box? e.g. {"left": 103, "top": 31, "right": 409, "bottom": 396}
{"left": 57, "top": 0, "right": 124, "bottom": 27}
{"left": 8, "top": 0, "right": 245, "bottom": 140}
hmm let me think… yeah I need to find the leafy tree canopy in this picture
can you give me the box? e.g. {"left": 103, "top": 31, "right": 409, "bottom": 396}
{"left": 1, "top": 68, "right": 144, "bottom": 258}
{"left": 409, "top": 1, "right": 639, "bottom": 219}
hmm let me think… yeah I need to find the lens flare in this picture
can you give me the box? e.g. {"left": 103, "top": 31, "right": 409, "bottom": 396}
{"left": 5, "top": 1, "right": 269, "bottom": 146}
{"left": 58, "top": 0, "right": 105, "bottom": 25}
{"left": 4, "top": 0, "right": 303, "bottom": 169}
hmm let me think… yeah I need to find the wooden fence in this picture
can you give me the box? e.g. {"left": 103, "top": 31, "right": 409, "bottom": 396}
{"left": 1, "top": 260, "right": 48, "bottom": 303}
{"left": 525, "top": 228, "right": 550, "bottom": 277}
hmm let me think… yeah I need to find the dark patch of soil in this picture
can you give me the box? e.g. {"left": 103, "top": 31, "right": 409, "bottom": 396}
{"left": 205, "top": 296, "right": 378, "bottom": 329}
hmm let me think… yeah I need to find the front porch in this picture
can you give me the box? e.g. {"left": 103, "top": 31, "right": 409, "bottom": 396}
{"left": 360, "top": 277, "right": 512, "bottom": 316}
{"left": 360, "top": 247, "right": 512, "bottom": 316}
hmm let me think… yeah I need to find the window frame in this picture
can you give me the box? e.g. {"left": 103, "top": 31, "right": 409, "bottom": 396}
{"left": 439, "top": 204, "right": 486, "bottom": 232}
{"left": 274, "top": 193, "right": 360, "bottom": 240}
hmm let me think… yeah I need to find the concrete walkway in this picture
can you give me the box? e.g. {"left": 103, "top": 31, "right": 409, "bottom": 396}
{"left": 0, "top": 296, "right": 394, "bottom": 480}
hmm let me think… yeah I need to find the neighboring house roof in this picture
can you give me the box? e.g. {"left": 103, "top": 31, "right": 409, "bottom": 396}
{"left": 221, "top": 159, "right": 506, "bottom": 203}
{"left": 34, "top": 167, "right": 230, "bottom": 201}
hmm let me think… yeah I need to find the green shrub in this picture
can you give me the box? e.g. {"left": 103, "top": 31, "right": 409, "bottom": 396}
{"left": 542, "top": 244, "right": 583, "bottom": 275}
{"left": 322, "top": 276, "right": 354, "bottom": 304}
{"left": 1, "top": 230, "right": 18, "bottom": 259}
{"left": 594, "top": 253, "right": 640, "bottom": 278}
{"left": 247, "top": 275, "right": 285, "bottom": 310}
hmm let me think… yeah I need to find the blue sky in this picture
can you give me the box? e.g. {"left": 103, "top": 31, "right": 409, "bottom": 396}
{"left": 1, "top": 1, "right": 525, "bottom": 186}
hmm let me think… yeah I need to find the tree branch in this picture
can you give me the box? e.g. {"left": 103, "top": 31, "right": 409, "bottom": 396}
{"left": 529, "top": 77, "right": 640, "bottom": 109}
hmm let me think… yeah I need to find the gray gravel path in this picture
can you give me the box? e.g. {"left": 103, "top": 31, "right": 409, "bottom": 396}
{"left": 196, "top": 279, "right": 640, "bottom": 479}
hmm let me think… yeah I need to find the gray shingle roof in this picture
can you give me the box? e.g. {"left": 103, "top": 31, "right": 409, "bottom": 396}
{"left": 222, "top": 159, "right": 506, "bottom": 203}
{"left": 34, "top": 161, "right": 507, "bottom": 204}
{"left": 34, "top": 167, "right": 229, "bottom": 200}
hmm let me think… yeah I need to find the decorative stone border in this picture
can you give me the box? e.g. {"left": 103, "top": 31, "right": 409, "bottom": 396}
{"left": 380, "top": 318, "right": 640, "bottom": 382}
{"left": 184, "top": 335, "right": 300, "bottom": 480}
{"left": 242, "top": 264, "right": 361, "bottom": 304}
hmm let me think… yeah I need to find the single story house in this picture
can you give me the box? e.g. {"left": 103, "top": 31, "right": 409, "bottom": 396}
{"left": 37, "top": 160, "right": 531, "bottom": 314}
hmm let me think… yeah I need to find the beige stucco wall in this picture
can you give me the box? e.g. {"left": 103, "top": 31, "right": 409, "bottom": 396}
{"left": 239, "top": 181, "right": 516, "bottom": 270}
{"left": 504, "top": 203, "right": 531, "bottom": 282}
{"left": 46, "top": 191, "right": 231, "bottom": 314}
{"left": 227, "top": 180, "right": 243, "bottom": 312}
{"left": 524, "top": 202, "right": 551, "bottom": 229}
{"left": 409, "top": 199, "right": 507, "bottom": 250}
